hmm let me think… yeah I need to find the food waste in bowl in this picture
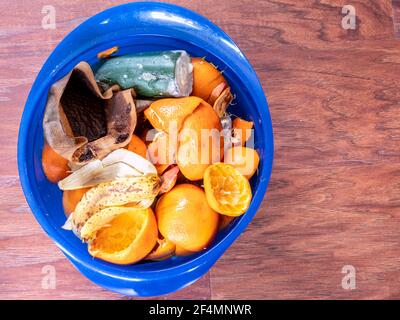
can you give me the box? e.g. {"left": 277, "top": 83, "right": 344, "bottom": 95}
{"left": 17, "top": 2, "right": 274, "bottom": 297}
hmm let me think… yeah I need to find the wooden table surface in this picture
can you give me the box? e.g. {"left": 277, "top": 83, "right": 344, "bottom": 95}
{"left": 2, "top": 0, "right": 400, "bottom": 300}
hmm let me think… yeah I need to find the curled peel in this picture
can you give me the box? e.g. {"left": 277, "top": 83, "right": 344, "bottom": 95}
{"left": 213, "top": 87, "right": 233, "bottom": 118}
{"left": 58, "top": 149, "right": 157, "bottom": 190}
{"left": 208, "top": 82, "right": 227, "bottom": 105}
{"left": 102, "top": 148, "right": 156, "bottom": 175}
{"left": 97, "top": 46, "right": 119, "bottom": 59}
{"left": 159, "top": 166, "right": 180, "bottom": 194}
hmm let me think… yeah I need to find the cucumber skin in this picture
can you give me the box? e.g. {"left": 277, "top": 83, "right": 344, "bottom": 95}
{"left": 95, "top": 51, "right": 185, "bottom": 97}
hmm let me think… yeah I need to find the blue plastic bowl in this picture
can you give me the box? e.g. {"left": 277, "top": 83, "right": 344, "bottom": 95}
{"left": 17, "top": 2, "right": 274, "bottom": 297}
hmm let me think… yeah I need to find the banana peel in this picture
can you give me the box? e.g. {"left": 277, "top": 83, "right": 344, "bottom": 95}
{"left": 80, "top": 207, "right": 129, "bottom": 242}
{"left": 64, "top": 174, "right": 160, "bottom": 239}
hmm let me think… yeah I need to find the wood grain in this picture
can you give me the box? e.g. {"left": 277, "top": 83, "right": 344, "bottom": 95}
{"left": 1, "top": 0, "right": 400, "bottom": 299}
{"left": 394, "top": 0, "right": 400, "bottom": 37}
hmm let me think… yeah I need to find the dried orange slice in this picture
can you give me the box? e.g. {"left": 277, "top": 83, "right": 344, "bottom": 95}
{"left": 88, "top": 208, "right": 157, "bottom": 265}
{"left": 203, "top": 163, "right": 252, "bottom": 216}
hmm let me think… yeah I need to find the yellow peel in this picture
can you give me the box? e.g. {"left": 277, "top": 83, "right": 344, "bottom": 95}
{"left": 203, "top": 163, "right": 251, "bottom": 216}
{"left": 80, "top": 207, "right": 135, "bottom": 242}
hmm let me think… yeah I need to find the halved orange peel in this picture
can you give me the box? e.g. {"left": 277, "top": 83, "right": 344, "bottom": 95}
{"left": 88, "top": 207, "right": 158, "bottom": 265}
{"left": 203, "top": 163, "right": 252, "bottom": 216}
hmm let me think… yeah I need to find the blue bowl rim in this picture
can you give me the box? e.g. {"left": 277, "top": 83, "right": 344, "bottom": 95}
{"left": 17, "top": 2, "right": 274, "bottom": 281}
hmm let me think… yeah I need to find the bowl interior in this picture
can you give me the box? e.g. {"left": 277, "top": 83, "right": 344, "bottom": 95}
{"left": 19, "top": 3, "right": 273, "bottom": 277}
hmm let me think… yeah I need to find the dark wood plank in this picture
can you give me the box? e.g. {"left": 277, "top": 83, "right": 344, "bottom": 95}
{"left": 0, "top": 0, "right": 212, "bottom": 300}
{"left": 393, "top": 0, "right": 400, "bottom": 37}
{"left": 211, "top": 0, "right": 400, "bottom": 299}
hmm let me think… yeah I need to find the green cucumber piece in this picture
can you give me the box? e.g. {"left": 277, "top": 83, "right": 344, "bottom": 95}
{"left": 95, "top": 50, "right": 193, "bottom": 98}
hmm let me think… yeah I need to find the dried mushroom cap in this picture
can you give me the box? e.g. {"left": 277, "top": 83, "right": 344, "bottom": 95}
{"left": 43, "top": 61, "right": 137, "bottom": 164}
